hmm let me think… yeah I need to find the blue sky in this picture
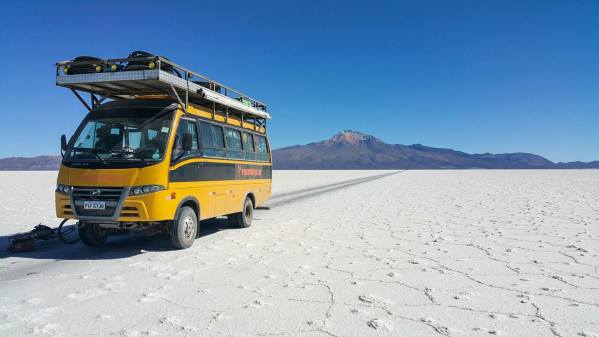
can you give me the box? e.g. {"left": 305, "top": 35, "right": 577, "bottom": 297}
{"left": 0, "top": 0, "right": 597, "bottom": 162}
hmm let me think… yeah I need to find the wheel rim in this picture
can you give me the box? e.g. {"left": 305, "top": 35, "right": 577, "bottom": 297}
{"left": 183, "top": 216, "right": 195, "bottom": 240}
{"left": 243, "top": 203, "right": 252, "bottom": 224}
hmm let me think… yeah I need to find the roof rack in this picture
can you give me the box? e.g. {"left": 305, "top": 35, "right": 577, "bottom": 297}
{"left": 56, "top": 54, "right": 270, "bottom": 120}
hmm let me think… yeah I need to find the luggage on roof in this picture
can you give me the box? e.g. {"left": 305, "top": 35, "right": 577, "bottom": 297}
{"left": 56, "top": 51, "right": 270, "bottom": 120}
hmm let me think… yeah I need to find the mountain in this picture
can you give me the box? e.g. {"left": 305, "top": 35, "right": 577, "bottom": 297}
{"left": 273, "top": 130, "right": 599, "bottom": 170}
{"left": 0, "top": 156, "right": 62, "bottom": 171}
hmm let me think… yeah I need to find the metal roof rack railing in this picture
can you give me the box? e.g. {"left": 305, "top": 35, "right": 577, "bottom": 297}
{"left": 55, "top": 54, "right": 270, "bottom": 121}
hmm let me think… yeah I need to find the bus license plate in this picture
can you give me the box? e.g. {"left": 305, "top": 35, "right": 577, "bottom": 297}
{"left": 84, "top": 201, "right": 105, "bottom": 210}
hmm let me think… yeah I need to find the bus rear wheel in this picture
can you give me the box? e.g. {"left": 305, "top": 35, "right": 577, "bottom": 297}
{"left": 228, "top": 197, "right": 253, "bottom": 228}
{"left": 170, "top": 206, "right": 197, "bottom": 249}
{"left": 79, "top": 222, "right": 108, "bottom": 247}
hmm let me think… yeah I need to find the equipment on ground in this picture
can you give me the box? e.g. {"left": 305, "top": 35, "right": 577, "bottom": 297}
{"left": 7, "top": 220, "right": 80, "bottom": 252}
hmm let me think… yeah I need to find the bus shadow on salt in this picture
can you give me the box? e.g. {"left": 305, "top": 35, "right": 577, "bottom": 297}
{"left": 0, "top": 218, "right": 234, "bottom": 261}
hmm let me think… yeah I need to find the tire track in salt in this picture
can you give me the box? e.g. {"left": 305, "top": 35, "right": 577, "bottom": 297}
{"left": 263, "top": 171, "right": 402, "bottom": 208}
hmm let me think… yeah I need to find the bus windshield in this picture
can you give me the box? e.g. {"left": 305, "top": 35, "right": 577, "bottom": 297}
{"left": 64, "top": 107, "right": 175, "bottom": 167}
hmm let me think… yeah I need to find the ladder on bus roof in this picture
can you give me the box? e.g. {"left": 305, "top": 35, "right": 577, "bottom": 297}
{"left": 55, "top": 52, "right": 270, "bottom": 127}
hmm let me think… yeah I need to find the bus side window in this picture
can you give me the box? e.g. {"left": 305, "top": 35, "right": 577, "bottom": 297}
{"left": 225, "top": 128, "right": 244, "bottom": 160}
{"left": 211, "top": 125, "right": 225, "bottom": 154}
{"left": 172, "top": 119, "right": 199, "bottom": 161}
{"left": 199, "top": 122, "right": 226, "bottom": 158}
{"left": 254, "top": 135, "right": 269, "bottom": 162}
{"left": 242, "top": 132, "right": 255, "bottom": 161}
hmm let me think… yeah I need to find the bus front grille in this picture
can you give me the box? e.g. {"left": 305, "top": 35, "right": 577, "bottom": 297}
{"left": 71, "top": 187, "right": 125, "bottom": 219}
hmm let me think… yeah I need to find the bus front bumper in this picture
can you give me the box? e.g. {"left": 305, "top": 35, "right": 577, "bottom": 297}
{"left": 55, "top": 190, "right": 179, "bottom": 222}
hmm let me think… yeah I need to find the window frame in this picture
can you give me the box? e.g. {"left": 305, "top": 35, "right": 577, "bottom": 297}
{"left": 198, "top": 121, "right": 226, "bottom": 159}
{"left": 254, "top": 134, "right": 270, "bottom": 162}
{"left": 171, "top": 117, "right": 200, "bottom": 163}
{"left": 64, "top": 105, "right": 177, "bottom": 169}
{"left": 242, "top": 132, "right": 256, "bottom": 161}
{"left": 224, "top": 127, "right": 244, "bottom": 160}
{"left": 182, "top": 114, "right": 271, "bottom": 163}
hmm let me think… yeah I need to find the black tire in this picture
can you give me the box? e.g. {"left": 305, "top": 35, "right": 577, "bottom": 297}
{"left": 78, "top": 223, "right": 108, "bottom": 247}
{"left": 57, "top": 219, "right": 80, "bottom": 244}
{"left": 228, "top": 197, "right": 253, "bottom": 228}
{"left": 170, "top": 206, "right": 197, "bottom": 249}
{"left": 68, "top": 56, "right": 103, "bottom": 74}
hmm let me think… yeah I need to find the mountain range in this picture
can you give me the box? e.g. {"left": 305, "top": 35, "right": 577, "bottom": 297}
{"left": 0, "top": 131, "right": 597, "bottom": 170}
{"left": 0, "top": 155, "right": 62, "bottom": 171}
{"left": 272, "top": 130, "right": 599, "bottom": 169}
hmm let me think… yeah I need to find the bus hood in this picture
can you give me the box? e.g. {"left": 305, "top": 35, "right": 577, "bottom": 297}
{"left": 58, "top": 164, "right": 167, "bottom": 187}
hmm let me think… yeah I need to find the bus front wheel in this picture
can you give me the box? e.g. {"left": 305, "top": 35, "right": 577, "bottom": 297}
{"left": 79, "top": 222, "right": 108, "bottom": 247}
{"left": 170, "top": 206, "right": 197, "bottom": 249}
{"left": 228, "top": 197, "right": 253, "bottom": 228}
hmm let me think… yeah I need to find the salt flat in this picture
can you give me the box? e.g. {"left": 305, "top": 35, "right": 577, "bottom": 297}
{"left": 0, "top": 170, "right": 598, "bottom": 337}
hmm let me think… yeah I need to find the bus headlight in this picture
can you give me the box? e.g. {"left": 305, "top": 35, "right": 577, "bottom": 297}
{"left": 130, "top": 185, "right": 165, "bottom": 196}
{"left": 56, "top": 184, "right": 71, "bottom": 195}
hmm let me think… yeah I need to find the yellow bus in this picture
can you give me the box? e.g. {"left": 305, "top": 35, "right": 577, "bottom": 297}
{"left": 55, "top": 52, "right": 272, "bottom": 249}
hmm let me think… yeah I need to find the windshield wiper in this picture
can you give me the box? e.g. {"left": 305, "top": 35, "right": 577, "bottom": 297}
{"left": 69, "top": 147, "right": 110, "bottom": 165}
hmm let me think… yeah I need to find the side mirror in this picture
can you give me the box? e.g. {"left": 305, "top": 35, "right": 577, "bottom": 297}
{"left": 60, "top": 135, "right": 68, "bottom": 157}
{"left": 183, "top": 133, "right": 193, "bottom": 152}
{"left": 61, "top": 135, "right": 67, "bottom": 150}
